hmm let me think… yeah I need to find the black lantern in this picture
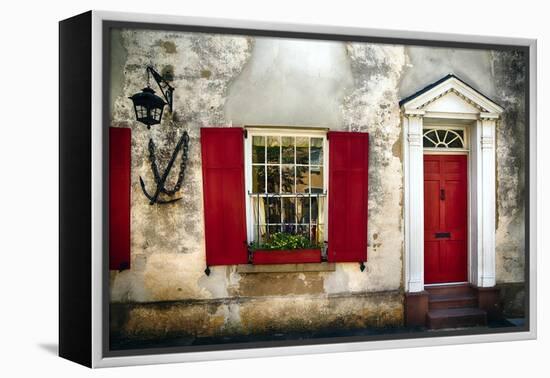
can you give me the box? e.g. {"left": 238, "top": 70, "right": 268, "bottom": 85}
{"left": 129, "top": 87, "right": 166, "bottom": 128}
{"left": 129, "top": 66, "right": 174, "bottom": 129}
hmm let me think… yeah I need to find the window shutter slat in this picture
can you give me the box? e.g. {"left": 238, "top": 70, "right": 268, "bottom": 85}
{"left": 328, "top": 131, "right": 369, "bottom": 263}
{"left": 109, "top": 127, "right": 131, "bottom": 270}
{"left": 201, "top": 127, "right": 248, "bottom": 266}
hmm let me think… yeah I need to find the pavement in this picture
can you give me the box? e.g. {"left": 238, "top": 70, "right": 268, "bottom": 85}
{"left": 110, "top": 317, "right": 524, "bottom": 352}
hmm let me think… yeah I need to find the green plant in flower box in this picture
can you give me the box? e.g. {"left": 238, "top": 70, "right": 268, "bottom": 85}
{"left": 250, "top": 232, "right": 320, "bottom": 251}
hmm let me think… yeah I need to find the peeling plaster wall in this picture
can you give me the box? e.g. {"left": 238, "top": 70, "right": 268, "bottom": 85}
{"left": 109, "top": 29, "right": 526, "bottom": 338}
{"left": 492, "top": 50, "right": 526, "bottom": 284}
{"left": 337, "top": 43, "right": 406, "bottom": 293}
{"left": 110, "top": 29, "right": 255, "bottom": 303}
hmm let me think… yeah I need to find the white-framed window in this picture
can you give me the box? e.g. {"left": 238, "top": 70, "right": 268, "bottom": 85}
{"left": 423, "top": 126, "right": 469, "bottom": 151}
{"left": 244, "top": 128, "right": 328, "bottom": 246}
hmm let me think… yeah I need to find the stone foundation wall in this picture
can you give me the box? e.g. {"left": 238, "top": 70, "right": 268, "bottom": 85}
{"left": 111, "top": 291, "right": 403, "bottom": 344}
{"left": 497, "top": 282, "right": 526, "bottom": 318}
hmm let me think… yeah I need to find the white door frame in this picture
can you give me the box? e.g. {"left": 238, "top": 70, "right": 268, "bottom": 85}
{"left": 400, "top": 75, "right": 503, "bottom": 293}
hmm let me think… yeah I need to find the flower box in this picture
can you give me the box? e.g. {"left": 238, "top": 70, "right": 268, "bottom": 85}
{"left": 252, "top": 248, "right": 322, "bottom": 265}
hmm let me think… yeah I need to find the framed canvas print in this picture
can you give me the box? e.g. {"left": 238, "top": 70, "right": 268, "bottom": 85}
{"left": 59, "top": 10, "right": 537, "bottom": 368}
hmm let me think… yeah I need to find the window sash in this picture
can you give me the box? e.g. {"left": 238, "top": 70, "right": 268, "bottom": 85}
{"left": 245, "top": 128, "right": 328, "bottom": 246}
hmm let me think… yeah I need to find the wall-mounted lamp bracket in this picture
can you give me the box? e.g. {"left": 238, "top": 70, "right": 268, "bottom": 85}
{"left": 147, "top": 65, "right": 174, "bottom": 112}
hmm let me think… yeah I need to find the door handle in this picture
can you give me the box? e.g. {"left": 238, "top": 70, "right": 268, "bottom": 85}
{"left": 440, "top": 189, "right": 445, "bottom": 201}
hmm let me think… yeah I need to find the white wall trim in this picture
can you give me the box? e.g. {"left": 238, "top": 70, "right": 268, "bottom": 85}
{"left": 401, "top": 75, "right": 503, "bottom": 293}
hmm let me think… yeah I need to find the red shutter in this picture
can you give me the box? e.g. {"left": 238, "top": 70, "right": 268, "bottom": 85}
{"left": 328, "top": 131, "right": 369, "bottom": 263}
{"left": 109, "top": 127, "right": 131, "bottom": 270}
{"left": 201, "top": 127, "right": 248, "bottom": 266}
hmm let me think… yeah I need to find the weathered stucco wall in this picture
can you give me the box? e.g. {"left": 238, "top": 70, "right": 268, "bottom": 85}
{"left": 109, "top": 28, "right": 526, "bottom": 338}
{"left": 492, "top": 50, "right": 526, "bottom": 284}
{"left": 110, "top": 29, "right": 255, "bottom": 303}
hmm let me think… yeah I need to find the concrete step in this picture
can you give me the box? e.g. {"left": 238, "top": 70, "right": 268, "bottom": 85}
{"left": 427, "top": 308, "right": 487, "bottom": 329}
{"left": 428, "top": 293, "right": 478, "bottom": 310}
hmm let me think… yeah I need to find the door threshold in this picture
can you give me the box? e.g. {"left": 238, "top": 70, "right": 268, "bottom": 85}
{"left": 424, "top": 281, "right": 469, "bottom": 287}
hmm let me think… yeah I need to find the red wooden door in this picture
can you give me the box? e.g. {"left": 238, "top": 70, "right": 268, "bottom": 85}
{"left": 424, "top": 155, "right": 468, "bottom": 284}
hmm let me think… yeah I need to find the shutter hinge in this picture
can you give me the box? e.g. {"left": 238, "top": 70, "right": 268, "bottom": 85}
{"left": 244, "top": 129, "right": 248, "bottom": 139}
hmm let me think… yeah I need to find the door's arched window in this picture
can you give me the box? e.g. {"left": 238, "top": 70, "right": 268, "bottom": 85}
{"left": 423, "top": 128, "right": 466, "bottom": 150}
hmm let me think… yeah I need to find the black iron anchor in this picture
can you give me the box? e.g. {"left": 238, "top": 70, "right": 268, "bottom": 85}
{"left": 140, "top": 131, "right": 189, "bottom": 205}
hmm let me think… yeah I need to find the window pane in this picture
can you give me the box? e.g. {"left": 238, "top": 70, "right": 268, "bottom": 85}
{"left": 267, "top": 225, "right": 281, "bottom": 238}
{"left": 311, "top": 196, "right": 319, "bottom": 222}
{"left": 267, "top": 136, "right": 280, "bottom": 164}
{"left": 311, "top": 224, "right": 319, "bottom": 244}
{"left": 316, "top": 197, "right": 325, "bottom": 244}
{"left": 311, "top": 138, "right": 323, "bottom": 165}
{"left": 282, "top": 136, "right": 295, "bottom": 164}
{"left": 252, "top": 166, "right": 265, "bottom": 193}
{"left": 252, "top": 136, "right": 265, "bottom": 163}
{"left": 296, "top": 166, "right": 309, "bottom": 193}
{"left": 296, "top": 196, "right": 310, "bottom": 223}
{"left": 253, "top": 226, "right": 267, "bottom": 244}
{"left": 281, "top": 165, "right": 295, "bottom": 193}
{"left": 282, "top": 197, "right": 296, "bottom": 224}
{"left": 423, "top": 137, "right": 436, "bottom": 148}
{"left": 252, "top": 196, "right": 268, "bottom": 226}
{"left": 296, "top": 137, "right": 309, "bottom": 165}
{"left": 447, "top": 130, "right": 464, "bottom": 148}
{"left": 423, "top": 130, "right": 437, "bottom": 148}
{"left": 267, "top": 165, "right": 280, "bottom": 193}
{"left": 436, "top": 130, "right": 447, "bottom": 143}
{"left": 282, "top": 223, "right": 295, "bottom": 234}
{"left": 448, "top": 136, "right": 463, "bottom": 148}
{"left": 317, "top": 226, "right": 324, "bottom": 245}
{"left": 310, "top": 166, "right": 323, "bottom": 193}
{"left": 297, "top": 225, "right": 310, "bottom": 240}
{"left": 266, "top": 197, "right": 281, "bottom": 224}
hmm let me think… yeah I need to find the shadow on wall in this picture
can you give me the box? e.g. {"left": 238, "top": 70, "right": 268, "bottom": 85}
{"left": 399, "top": 46, "right": 496, "bottom": 99}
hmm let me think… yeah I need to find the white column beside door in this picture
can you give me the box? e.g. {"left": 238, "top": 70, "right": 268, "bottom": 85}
{"left": 404, "top": 113, "right": 425, "bottom": 293}
{"left": 478, "top": 116, "right": 497, "bottom": 287}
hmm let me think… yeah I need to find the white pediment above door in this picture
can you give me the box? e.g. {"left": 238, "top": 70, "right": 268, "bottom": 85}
{"left": 400, "top": 74, "right": 504, "bottom": 119}
{"left": 423, "top": 91, "right": 481, "bottom": 114}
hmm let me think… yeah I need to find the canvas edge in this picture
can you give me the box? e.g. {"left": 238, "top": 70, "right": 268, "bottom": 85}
{"left": 89, "top": 9, "right": 538, "bottom": 368}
